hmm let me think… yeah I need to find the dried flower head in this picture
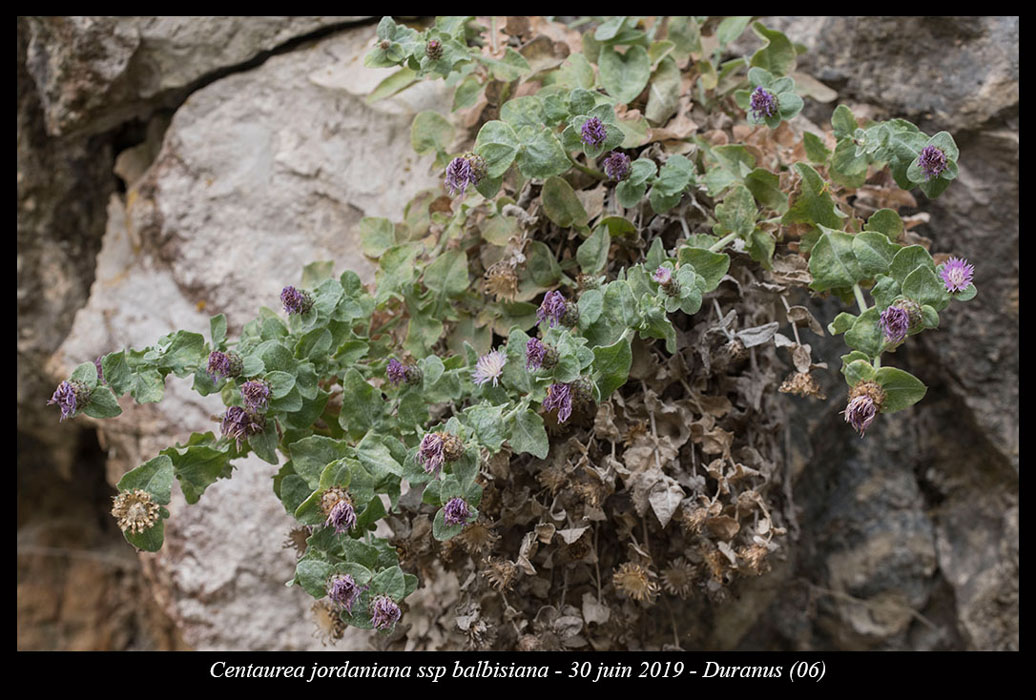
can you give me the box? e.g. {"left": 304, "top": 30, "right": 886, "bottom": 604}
{"left": 320, "top": 486, "right": 349, "bottom": 516}
{"left": 483, "top": 558, "right": 518, "bottom": 591}
{"left": 736, "top": 543, "right": 771, "bottom": 576}
{"left": 240, "top": 379, "right": 271, "bottom": 413}
{"left": 445, "top": 153, "right": 486, "bottom": 197}
{"left": 220, "top": 406, "right": 265, "bottom": 448}
{"left": 472, "top": 349, "right": 507, "bottom": 387}
{"left": 662, "top": 558, "right": 697, "bottom": 598}
{"left": 47, "top": 379, "right": 91, "bottom": 422}
{"left": 425, "top": 38, "right": 443, "bottom": 60}
{"left": 679, "top": 505, "right": 709, "bottom": 534}
{"left": 441, "top": 432, "right": 466, "bottom": 461}
{"left": 602, "top": 150, "right": 631, "bottom": 180}
{"left": 483, "top": 259, "right": 519, "bottom": 301}
{"left": 525, "top": 337, "right": 558, "bottom": 371}
{"left": 207, "top": 350, "right": 242, "bottom": 381}
{"left": 517, "top": 634, "right": 542, "bottom": 651}
{"left": 111, "top": 488, "right": 161, "bottom": 534}
{"left": 581, "top": 116, "right": 607, "bottom": 146}
{"left": 536, "top": 461, "right": 568, "bottom": 495}
{"left": 311, "top": 600, "right": 346, "bottom": 645}
{"left": 940, "top": 257, "right": 975, "bottom": 293}
{"left": 917, "top": 144, "right": 949, "bottom": 180}
{"left": 280, "top": 286, "right": 313, "bottom": 315}
{"left": 327, "top": 573, "right": 362, "bottom": 613}
{"left": 749, "top": 86, "right": 779, "bottom": 121}
{"left": 542, "top": 382, "right": 574, "bottom": 423}
{"left": 842, "top": 380, "right": 886, "bottom": 437}
{"left": 779, "top": 371, "right": 827, "bottom": 400}
{"left": 613, "top": 562, "right": 659, "bottom": 603}
{"left": 369, "top": 595, "right": 402, "bottom": 631}
{"left": 283, "top": 526, "right": 311, "bottom": 559}
{"left": 443, "top": 497, "right": 472, "bottom": 526}
{"left": 457, "top": 518, "right": 499, "bottom": 554}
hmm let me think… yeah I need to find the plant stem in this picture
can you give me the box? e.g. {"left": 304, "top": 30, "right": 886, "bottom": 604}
{"left": 852, "top": 283, "right": 869, "bottom": 314}
{"left": 709, "top": 231, "right": 740, "bottom": 252}
{"left": 567, "top": 153, "right": 606, "bottom": 180}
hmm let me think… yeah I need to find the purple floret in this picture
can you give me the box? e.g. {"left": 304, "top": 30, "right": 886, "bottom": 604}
{"left": 369, "top": 595, "right": 402, "bottom": 631}
{"left": 543, "top": 382, "right": 574, "bottom": 423}
{"left": 581, "top": 117, "right": 607, "bottom": 147}
{"left": 602, "top": 151, "right": 630, "bottom": 180}
{"left": 940, "top": 257, "right": 974, "bottom": 293}
{"left": 918, "top": 145, "right": 949, "bottom": 180}
{"left": 749, "top": 86, "right": 778, "bottom": 121}
{"left": 537, "top": 291, "right": 568, "bottom": 328}
{"left": 443, "top": 497, "right": 471, "bottom": 526}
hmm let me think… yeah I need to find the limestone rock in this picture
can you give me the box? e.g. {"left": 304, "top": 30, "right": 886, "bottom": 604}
{"left": 23, "top": 16, "right": 371, "bottom": 137}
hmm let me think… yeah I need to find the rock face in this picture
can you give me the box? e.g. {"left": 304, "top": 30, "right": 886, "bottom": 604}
{"left": 24, "top": 17, "right": 1018, "bottom": 650}
{"left": 51, "top": 24, "right": 451, "bottom": 650}
{"left": 23, "top": 16, "right": 370, "bottom": 137}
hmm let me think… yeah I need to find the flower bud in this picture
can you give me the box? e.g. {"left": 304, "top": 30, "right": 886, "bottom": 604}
{"left": 425, "top": 39, "right": 443, "bottom": 60}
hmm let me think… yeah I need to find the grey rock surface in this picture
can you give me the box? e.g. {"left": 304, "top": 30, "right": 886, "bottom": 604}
{"left": 23, "top": 16, "right": 371, "bottom": 137}
{"left": 52, "top": 23, "right": 451, "bottom": 649}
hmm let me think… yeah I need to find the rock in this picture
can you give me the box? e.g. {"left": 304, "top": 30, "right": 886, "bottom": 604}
{"left": 23, "top": 16, "right": 371, "bottom": 137}
{"left": 53, "top": 23, "right": 450, "bottom": 649}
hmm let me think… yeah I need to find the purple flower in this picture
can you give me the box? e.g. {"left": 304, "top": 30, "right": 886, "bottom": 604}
{"left": 325, "top": 498, "right": 357, "bottom": 535}
{"left": 918, "top": 145, "right": 949, "bottom": 180}
{"left": 749, "top": 86, "right": 779, "bottom": 121}
{"left": 537, "top": 290, "right": 568, "bottom": 327}
{"left": 940, "top": 257, "right": 974, "bottom": 293}
{"left": 653, "top": 266, "right": 672, "bottom": 285}
{"left": 879, "top": 305, "right": 911, "bottom": 345}
{"left": 387, "top": 358, "right": 408, "bottom": 385}
{"left": 241, "top": 379, "right": 271, "bottom": 413}
{"left": 543, "top": 382, "right": 574, "bottom": 423}
{"left": 581, "top": 117, "right": 607, "bottom": 147}
{"left": 220, "top": 406, "right": 265, "bottom": 448}
{"left": 445, "top": 153, "right": 486, "bottom": 197}
{"left": 419, "top": 432, "right": 446, "bottom": 476}
{"left": 842, "top": 394, "right": 878, "bottom": 437}
{"left": 48, "top": 380, "right": 91, "bottom": 422}
{"left": 525, "top": 338, "right": 558, "bottom": 371}
{"left": 472, "top": 349, "right": 507, "bottom": 387}
{"left": 281, "top": 286, "right": 313, "bottom": 315}
{"left": 443, "top": 497, "right": 471, "bottom": 526}
{"left": 602, "top": 151, "right": 631, "bottom": 180}
{"left": 95, "top": 356, "right": 105, "bottom": 384}
{"left": 369, "top": 595, "right": 402, "bottom": 631}
{"left": 327, "top": 573, "right": 362, "bottom": 613}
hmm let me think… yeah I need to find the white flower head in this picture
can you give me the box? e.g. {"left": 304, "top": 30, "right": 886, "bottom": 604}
{"left": 472, "top": 349, "right": 507, "bottom": 387}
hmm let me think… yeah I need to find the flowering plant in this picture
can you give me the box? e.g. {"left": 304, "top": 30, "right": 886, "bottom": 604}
{"left": 50, "top": 16, "right": 976, "bottom": 648}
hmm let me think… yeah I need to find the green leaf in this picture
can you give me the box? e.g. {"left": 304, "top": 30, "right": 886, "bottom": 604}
{"left": 870, "top": 275, "right": 901, "bottom": 310}
{"left": 500, "top": 96, "right": 546, "bottom": 132}
{"left": 358, "top": 217, "right": 397, "bottom": 259}
{"left": 338, "top": 369, "right": 384, "bottom": 440}
{"left": 677, "top": 247, "right": 730, "bottom": 293}
{"left": 782, "top": 162, "right": 847, "bottom": 233}
{"left": 828, "top": 312, "right": 857, "bottom": 335}
{"left": 424, "top": 249, "right": 469, "bottom": 297}
{"left": 289, "top": 436, "right": 349, "bottom": 491}
{"left": 432, "top": 506, "right": 468, "bottom": 541}
{"left": 645, "top": 56, "right": 681, "bottom": 125}
{"left": 864, "top": 209, "right": 904, "bottom": 241}
{"left": 593, "top": 334, "right": 632, "bottom": 400}
{"left": 840, "top": 350, "right": 871, "bottom": 385}
{"left": 577, "top": 227, "right": 611, "bottom": 274}
{"left": 714, "top": 184, "right": 757, "bottom": 238}
{"left": 743, "top": 168, "right": 789, "bottom": 213}
{"left": 808, "top": 228, "right": 862, "bottom": 292}
{"left": 474, "top": 121, "right": 521, "bottom": 178}
{"left": 249, "top": 426, "right": 280, "bottom": 465}
{"left": 616, "top": 180, "right": 647, "bottom": 209}
{"left": 844, "top": 358, "right": 877, "bottom": 386}
{"left": 258, "top": 340, "right": 296, "bottom": 373}
{"left": 843, "top": 307, "right": 883, "bottom": 358}
{"left": 411, "top": 111, "right": 454, "bottom": 157}
{"left": 746, "top": 228, "right": 776, "bottom": 270}
{"left": 749, "top": 22, "right": 795, "bottom": 76}
{"left": 294, "top": 555, "right": 334, "bottom": 598}
{"left": 875, "top": 367, "right": 927, "bottom": 413}
{"left": 508, "top": 410, "right": 549, "bottom": 459}
{"left": 161, "top": 443, "right": 233, "bottom": 505}
{"left": 83, "top": 386, "right": 122, "bottom": 419}
{"left": 464, "top": 403, "right": 507, "bottom": 452}
{"left": 583, "top": 280, "right": 639, "bottom": 347}
{"left": 852, "top": 231, "right": 899, "bottom": 277}
{"left": 890, "top": 245, "right": 936, "bottom": 285}
{"left": 476, "top": 47, "right": 530, "bottom": 82}
{"left": 124, "top": 517, "right": 165, "bottom": 553}
{"left": 452, "top": 75, "right": 483, "bottom": 111}
{"left": 209, "top": 314, "right": 227, "bottom": 349}
{"left": 516, "top": 127, "right": 569, "bottom": 179}
{"left": 365, "top": 67, "right": 417, "bottom": 103}
{"left": 542, "top": 176, "right": 589, "bottom": 227}
{"left": 117, "top": 455, "right": 175, "bottom": 504}
{"left": 355, "top": 434, "right": 404, "bottom": 482}
{"left": 902, "top": 265, "right": 951, "bottom": 311}
{"left": 716, "top": 16, "right": 752, "bottom": 46}
{"left": 803, "top": 132, "right": 831, "bottom": 164}
{"left": 831, "top": 105, "right": 858, "bottom": 140}
{"left": 594, "top": 16, "right": 628, "bottom": 41}
{"left": 526, "top": 240, "right": 562, "bottom": 287}
{"left": 953, "top": 284, "right": 978, "bottom": 302}
{"left": 599, "top": 45, "right": 651, "bottom": 104}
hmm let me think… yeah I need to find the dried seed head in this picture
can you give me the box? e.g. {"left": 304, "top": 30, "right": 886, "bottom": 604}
{"left": 679, "top": 505, "right": 709, "bottom": 535}
{"left": 283, "top": 526, "right": 311, "bottom": 559}
{"left": 736, "top": 543, "right": 771, "bottom": 576}
{"left": 457, "top": 518, "right": 499, "bottom": 555}
{"left": 111, "top": 489, "right": 161, "bottom": 534}
{"left": 484, "top": 260, "right": 519, "bottom": 301}
{"left": 320, "top": 486, "right": 349, "bottom": 516}
{"left": 662, "top": 558, "right": 697, "bottom": 598}
{"left": 441, "top": 432, "right": 466, "bottom": 462}
{"left": 517, "top": 634, "right": 542, "bottom": 652}
{"left": 779, "top": 371, "right": 827, "bottom": 400}
{"left": 311, "top": 600, "right": 346, "bottom": 645}
{"left": 483, "top": 558, "right": 518, "bottom": 591}
{"left": 536, "top": 462, "right": 568, "bottom": 495}
{"left": 613, "top": 562, "right": 659, "bottom": 603}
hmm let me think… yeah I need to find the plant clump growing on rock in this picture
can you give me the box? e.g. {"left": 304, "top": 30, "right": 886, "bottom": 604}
{"left": 50, "top": 16, "right": 977, "bottom": 648}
